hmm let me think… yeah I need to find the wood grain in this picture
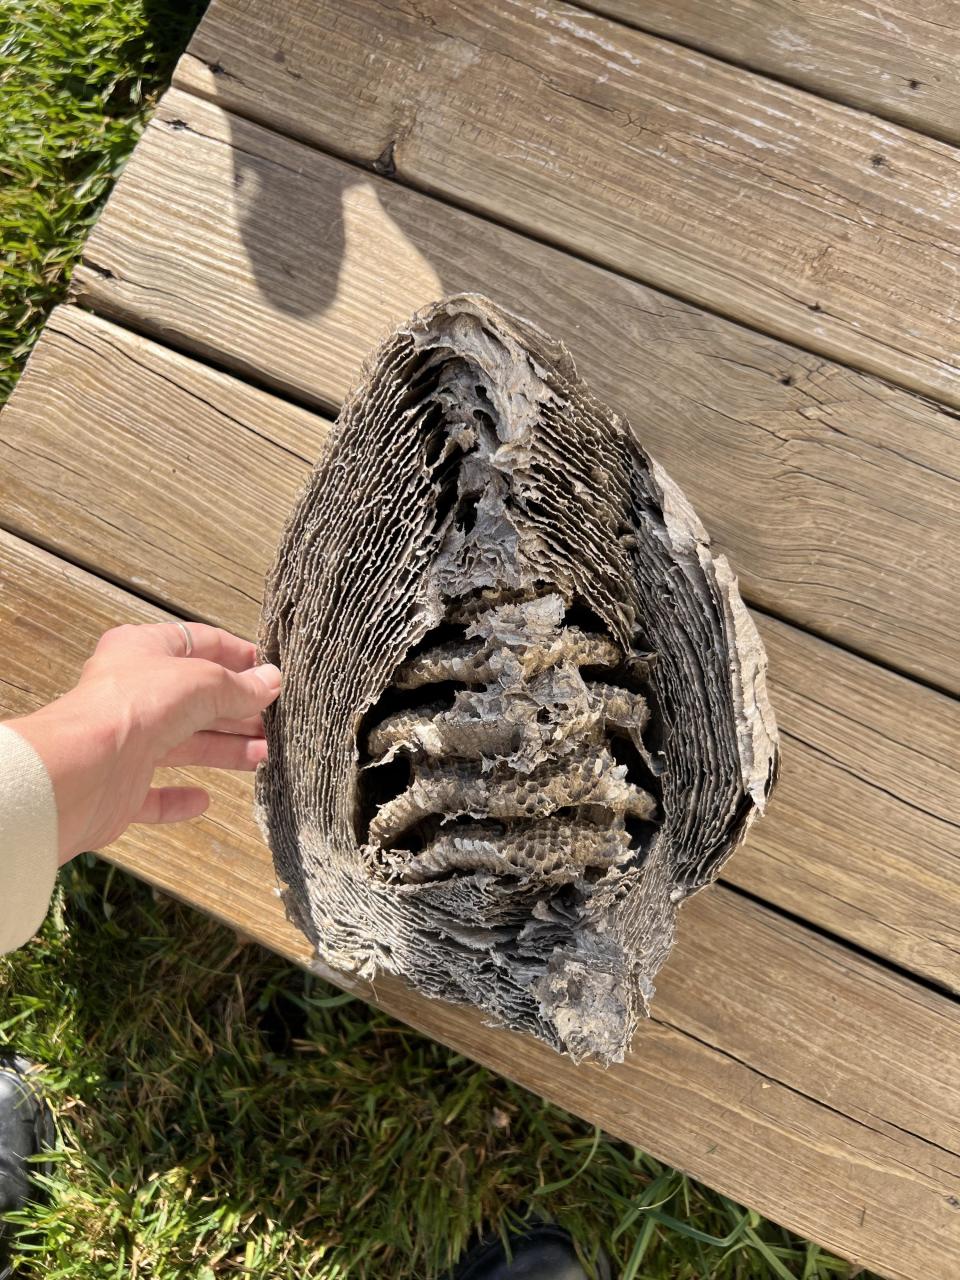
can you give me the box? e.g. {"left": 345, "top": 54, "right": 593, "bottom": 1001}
{"left": 0, "top": 307, "right": 325, "bottom": 628}
{"left": 2, "top": 525, "right": 960, "bottom": 1280}
{"left": 585, "top": 0, "right": 960, "bottom": 146}
{"left": 173, "top": 0, "right": 960, "bottom": 408}
{"left": 71, "top": 91, "right": 960, "bottom": 694}
{"left": 3, "top": 305, "right": 959, "bottom": 993}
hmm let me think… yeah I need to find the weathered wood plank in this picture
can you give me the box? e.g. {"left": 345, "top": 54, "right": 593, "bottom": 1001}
{"left": 2, "top": 526, "right": 959, "bottom": 1280}
{"left": 4, "top": 306, "right": 959, "bottom": 993}
{"left": 722, "top": 629, "right": 960, "bottom": 987}
{"left": 0, "top": 308, "right": 325, "bottom": 627}
{"left": 173, "top": 0, "right": 960, "bottom": 408}
{"left": 72, "top": 91, "right": 960, "bottom": 694}
{"left": 585, "top": 0, "right": 960, "bottom": 146}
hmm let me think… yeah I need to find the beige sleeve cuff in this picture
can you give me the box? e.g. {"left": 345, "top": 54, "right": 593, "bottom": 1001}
{"left": 0, "top": 722, "right": 59, "bottom": 954}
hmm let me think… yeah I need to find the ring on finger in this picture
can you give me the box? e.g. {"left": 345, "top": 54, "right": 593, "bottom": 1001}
{"left": 173, "top": 620, "right": 194, "bottom": 657}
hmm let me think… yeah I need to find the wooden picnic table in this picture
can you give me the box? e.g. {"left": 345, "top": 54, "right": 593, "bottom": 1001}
{"left": 2, "top": 3, "right": 959, "bottom": 1276}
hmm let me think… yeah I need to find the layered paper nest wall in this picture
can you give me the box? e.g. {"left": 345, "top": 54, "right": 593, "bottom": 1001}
{"left": 255, "top": 295, "right": 780, "bottom": 1064}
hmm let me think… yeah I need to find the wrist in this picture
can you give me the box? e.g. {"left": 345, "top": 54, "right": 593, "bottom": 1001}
{"left": 9, "top": 690, "right": 121, "bottom": 862}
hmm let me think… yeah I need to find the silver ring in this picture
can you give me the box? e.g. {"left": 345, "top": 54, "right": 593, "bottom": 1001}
{"left": 173, "top": 620, "right": 193, "bottom": 657}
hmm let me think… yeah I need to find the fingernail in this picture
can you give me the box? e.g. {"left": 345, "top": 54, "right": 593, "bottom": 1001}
{"left": 253, "top": 662, "right": 282, "bottom": 693}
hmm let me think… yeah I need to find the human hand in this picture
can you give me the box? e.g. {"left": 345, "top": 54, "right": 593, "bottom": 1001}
{"left": 7, "top": 622, "right": 281, "bottom": 865}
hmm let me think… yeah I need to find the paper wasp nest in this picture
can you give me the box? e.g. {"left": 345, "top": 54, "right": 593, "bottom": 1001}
{"left": 255, "top": 295, "right": 779, "bottom": 1064}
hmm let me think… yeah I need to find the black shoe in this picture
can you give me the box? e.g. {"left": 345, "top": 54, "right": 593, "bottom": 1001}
{"left": 452, "top": 1223, "right": 611, "bottom": 1280}
{"left": 0, "top": 1056, "right": 54, "bottom": 1269}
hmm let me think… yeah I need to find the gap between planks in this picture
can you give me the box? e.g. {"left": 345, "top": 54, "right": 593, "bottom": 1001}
{"left": 578, "top": 0, "right": 960, "bottom": 148}
{"left": 2, "top": 523, "right": 960, "bottom": 1280}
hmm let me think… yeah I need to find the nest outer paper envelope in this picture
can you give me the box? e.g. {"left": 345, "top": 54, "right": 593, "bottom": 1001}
{"left": 254, "top": 294, "right": 780, "bottom": 1065}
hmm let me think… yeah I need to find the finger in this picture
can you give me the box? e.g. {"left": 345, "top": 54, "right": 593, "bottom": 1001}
{"left": 133, "top": 786, "right": 210, "bottom": 825}
{"left": 151, "top": 662, "right": 280, "bottom": 745}
{"left": 159, "top": 731, "right": 269, "bottom": 770}
{"left": 165, "top": 622, "right": 260, "bottom": 670}
{"left": 99, "top": 622, "right": 260, "bottom": 671}
{"left": 209, "top": 713, "right": 266, "bottom": 737}
{"left": 205, "top": 663, "right": 282, "bottom": 724}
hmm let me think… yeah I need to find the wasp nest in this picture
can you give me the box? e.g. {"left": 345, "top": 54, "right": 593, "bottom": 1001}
{"left": 255, "top": 295, "right": 779, "bottom": 1064}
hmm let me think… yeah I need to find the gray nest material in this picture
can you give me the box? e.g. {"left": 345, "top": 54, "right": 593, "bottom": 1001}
{"left": 255, "top": 294, "right": 780, "bottom": 1064}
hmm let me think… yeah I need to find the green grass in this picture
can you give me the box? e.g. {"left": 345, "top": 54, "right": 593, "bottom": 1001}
{"left": 0, "top": 3, "right": 877, "bottom": 1276}
{"left": 0, "top": 0, "right": 206, "bottom": 401}
{"left": 1, "top": 859, "right": 867, "bottom": 1279}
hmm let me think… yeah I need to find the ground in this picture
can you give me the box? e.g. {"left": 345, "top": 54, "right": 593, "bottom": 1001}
{"left": 0, "top": 3, "right": 871, "bottom": 1276}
